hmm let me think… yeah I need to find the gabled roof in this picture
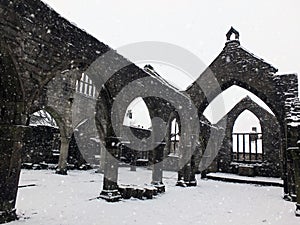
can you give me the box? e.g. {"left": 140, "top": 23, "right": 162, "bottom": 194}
{"left": 186, "top": 28, "right": 278, "bottom": 92}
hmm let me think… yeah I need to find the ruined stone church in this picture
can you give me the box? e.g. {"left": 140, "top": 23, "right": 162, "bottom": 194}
{"left": 1, "top": 0, "right": 300, "bottom": 223}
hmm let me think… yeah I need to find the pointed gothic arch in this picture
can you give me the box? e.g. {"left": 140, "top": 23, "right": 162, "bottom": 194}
{"left": 214, "top": 96, "right": 281, "bottom": 177}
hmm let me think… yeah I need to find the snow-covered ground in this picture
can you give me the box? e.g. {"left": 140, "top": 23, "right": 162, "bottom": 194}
{"left": 7, "top": 168, "right": 299, "bottom": 225}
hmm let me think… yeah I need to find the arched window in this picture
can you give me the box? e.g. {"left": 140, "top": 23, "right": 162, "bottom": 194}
{"left": 76, "top": 73, "right": 97, "bottom": 98}
{"left": 169, "top": 118, "right": 180, "bottom": 156}
{"left": 232, "top": 110, "right": 263, "bottom": 162}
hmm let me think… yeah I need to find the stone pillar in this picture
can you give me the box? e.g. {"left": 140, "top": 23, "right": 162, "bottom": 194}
{"left": 56, "top": 136, "right": 70, "bottom": 175}
{"left": 289, "top": 145, "right": 300, "bottom": 216}
{"left": 176, "top": 135, "right": 197, "bottom": 187}
{"left": 176, "top": 162, "right": 193, "bottom": 187}
{"left": 189, "top": 155, "right": 197, "bottom": 186}
{"left": 99, "top": 144, "right": 106, "bottom": 173}
{"left": 0, "top": 125, "right": 26, "bottom": 224}
{"left": 151, "top": 142, "right": 166, "bottom": 193}
{"left": 176, "top": 167, "right": 185, "bottom": 186}
{"left": 177, "top": 159, "right": 191, "bottom": 187}
{"left": 283, "top": 124, "right": 294, "bottom": 200}
{"left": 130, "top": 149, "right": 137, "bottom": 172}
{"left": 99, "top": 137, "right": 121, "bottom": 202}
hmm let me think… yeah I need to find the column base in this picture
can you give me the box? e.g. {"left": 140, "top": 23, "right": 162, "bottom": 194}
{"left": 176, "top": 180, "right": 187, "bottom": 187}
{"left": 201, "top": 170, "right": 207, "bottom": 179}
{"left": 176, "top": 180, "right": 197, "bottom": 187}
{"left": 0, "top": 209, "right": 18, "bottom": 224}
{"left": 55, "top": 168, "right": 68, "bottom": 175}
{"left": 283, "top": 194, "right": 293, "bottom": 201}
{"left": 296, "top": 204, "right": 300, "bottom": 217}
{"left": 151, "top": 181, "right": 165, "bottom": 193}
{"left": 99, "top": 190, "right": 122, "bottom": 202}
{"left": 187, "top": 180, "right": 197, "bottom": 187}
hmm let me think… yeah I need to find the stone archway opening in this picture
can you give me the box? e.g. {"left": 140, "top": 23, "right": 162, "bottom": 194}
{"left": 202, "top": 85, "right": 282, "bottom": 178}
{"left": 25, "top": 107, "right": 87, "bottom": 174}
{"left": 24, "top": 109, "right": 86, "bottom": 170}
{"left": 22, "top": 109, "right": 60, "bottom": 168}
{"left": 162, "top": 112, "right": 182, "bottom": 172}
{"left": 117, "top": 97, "right": 153, "bottom": 181}
{"left": 232, "top": 110, "right": 263, "bottom": 162}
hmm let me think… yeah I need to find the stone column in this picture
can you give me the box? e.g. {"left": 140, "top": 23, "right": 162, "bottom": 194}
{"left": 99, "top": 144, "right": 106, "bottom": 173}
{"left": 0, "top": 125, "right": 26, "bottom": 224}
{"left": 151, "top": 142, "right": 166, "bottom": 193}
{"left": 289, "top": 145, "right": 300, "bottom": 216}
{"left": 176, "top": 162, "right": 192, "bottom": 187}
{"left": 189, "top": 155, "right": 197, "bottom": 186}
{"left": 130, "top": 149, "right": 137, "bottom": 172}
{"left": 99, "top": 137, "right": 121, "bottom": 202}
{"left": 56, "top": 136, "right": 70, "bottom": 175}
{"left": 284, "top": 124, "right": 295, "bottom": 200}
{"left": 176, "top": 135, "right": 197, "bottom": 187}
{"left": 177, "top": 160, "right": 192, "bottom": 187}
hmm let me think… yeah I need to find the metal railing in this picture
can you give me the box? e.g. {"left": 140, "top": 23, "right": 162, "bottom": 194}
{"left": 232, "top": 132, "right": 263, "bottom": 162}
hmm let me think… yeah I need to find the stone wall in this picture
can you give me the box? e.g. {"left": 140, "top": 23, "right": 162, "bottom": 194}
{"left": 22, "top": 125, "right": 87, "bottom": 167}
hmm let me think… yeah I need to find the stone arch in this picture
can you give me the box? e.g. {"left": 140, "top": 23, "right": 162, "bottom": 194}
{"left": 0, "top": 0, "right": 299, "bottom": 217}
{"left": 95, "top": 89, "right": 175, "bottom": 200}
{"left": 224, "top": 81, "right": 281, "bottom": 120}
{"left": 0, "top": 0, "right": 198, "bottom": 217}
{"left": 93, "top": 60, "right": 196, "bottom": 200}
{"left": 186, "top": 32, "right": 297, "bottom": 191}
{"left": 215, "top": 96, "right": 281, "bottom": 177}
{"left": 190, "top": 76, "right": 286, "bottom": 178}
{"left": 166, "top": 111, "right": 181, "bottom": 156}
{"left": 199, "top": 78, "right": 283, "bottom": 125}
{"left": 203, "top": 81, "right": 285, "bottom": 176}
{"left": 186, "top": 32, "right": 288, "bottom": 125}
{"left": 163, "top": 111, "right": 181, "bottom": 172}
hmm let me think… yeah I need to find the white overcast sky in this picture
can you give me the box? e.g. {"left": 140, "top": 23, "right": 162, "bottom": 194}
{"left": 42, "top": 0, "right": 300, "bottom": 129}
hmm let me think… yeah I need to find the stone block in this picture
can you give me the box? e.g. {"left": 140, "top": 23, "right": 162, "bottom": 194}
{"left": 238, "top": 165, "right": 255, "bottom": 177}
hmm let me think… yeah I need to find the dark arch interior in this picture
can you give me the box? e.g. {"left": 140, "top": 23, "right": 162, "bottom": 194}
{"left": 23, "top": 109, "right": 61, "bottom": 166}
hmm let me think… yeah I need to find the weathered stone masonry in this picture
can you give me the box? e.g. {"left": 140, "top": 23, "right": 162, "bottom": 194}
{"left": 0, "top": 0, "right": 195, "bottom": 221}
{"left": 214, "top": 96, "right": 281, "bottom": 177}
{"left": 1, "top": 1, "right": 300, "bottom": 222}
